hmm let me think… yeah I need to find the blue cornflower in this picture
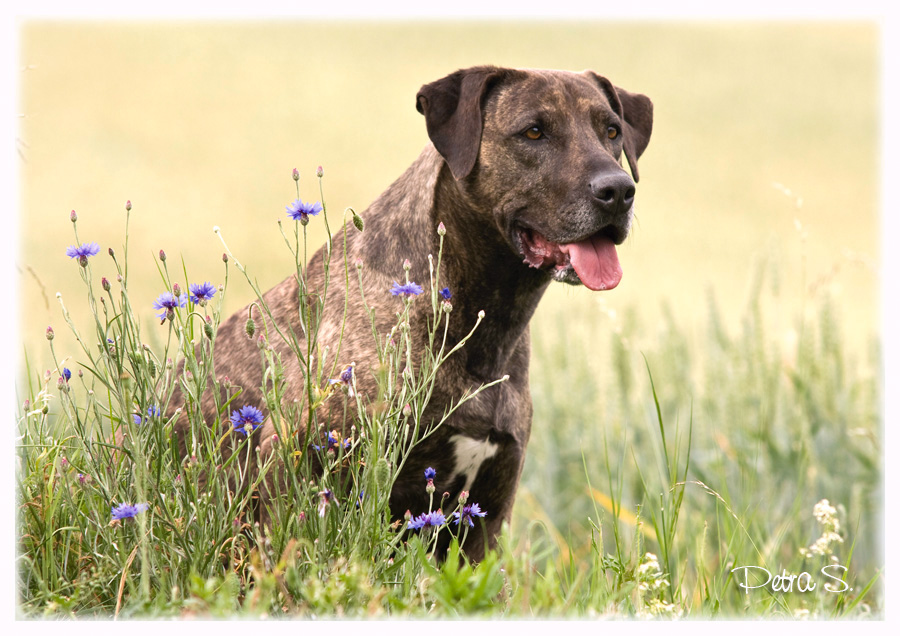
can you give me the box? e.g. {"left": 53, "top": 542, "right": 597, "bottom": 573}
{"left": 61, "top": 367, "right": 71, "bottom": 382}
{"left": 452, "top": 502, "right": 488, "bottom": 527}
{"left": 231, "top": 405, "right": 264, "bottom": 436}
{"left": 111, "top": 502, "right": 150, "bottom": 521}
{"left": 407, "top": 510, "right": 446, "bottom": 530}
{"left": 424, "top": 467, "right": 436, "bottom": 481}
{"left": 286, "top": 199, "right": 323, "bottom": 223}
{"left": 318, "top": 489, "right": 335, "bottom": 517}
{"left": 390, "top": 281, "right": 424, "bottom": 298}
{"left": 66, "top": 242, "right": 101, "bottom": 266}
{"left": 328, "top": 364, "right": 356, "bottom": 397}
{"left": 189, "top": 281, "right": 217, "bottom": 306}
{"left": 153, "top": 291, "right": 187, "bottom": 322}
{"left": 439, "top": 287, "right": 452, "bottom": 300}
{"left": 312, "top": 429, "right": 351, "bottom": 452}
{"left": 133, "top": 405, "right": 159, "bottom": 425}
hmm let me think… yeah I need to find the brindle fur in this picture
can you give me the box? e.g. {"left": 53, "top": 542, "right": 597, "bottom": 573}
{"left": 172, "top": 66, "right": 652, "bottom": 561}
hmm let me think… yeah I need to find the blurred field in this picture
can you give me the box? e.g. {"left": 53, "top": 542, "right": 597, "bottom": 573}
{"left": 18, "top": 21, "right": 878, "bottom": 371}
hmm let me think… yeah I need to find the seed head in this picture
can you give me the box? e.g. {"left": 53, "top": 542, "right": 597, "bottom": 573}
{"left": 352, "top": 210, "right": 364, "bottom": 232}
{"left": 374, "top": 457, "right": 390, "bottom": 489}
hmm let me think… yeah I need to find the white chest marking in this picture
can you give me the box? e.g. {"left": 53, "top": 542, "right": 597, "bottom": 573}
{"left": 449, "top": 434, "right": 499, "bottom": 492}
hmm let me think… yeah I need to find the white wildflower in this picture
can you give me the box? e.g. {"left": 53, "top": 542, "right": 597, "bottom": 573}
{"left": 800, "top": 499, "right": 844, "bottom": 557}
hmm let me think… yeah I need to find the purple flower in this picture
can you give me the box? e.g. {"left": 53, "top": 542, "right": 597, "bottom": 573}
{"left": 408, "top": 510, "right": 446, "bottom": 530}
{"left": 424, "top": 467, "right": 436, "bottom": 481}
{"left": 111, "top": 502, "right": 150, "bottom": 521}
{"left": 153, "top": 291, "right": 187, "bottom": 322}
{"left": 66, "top": 242, "right": 101, "bottom": 267}
{"left": 439, "top": 287, "right": 452, "bottom": 300}
{"left": 312, "top": 429, "right": 351, "bottom": 452}
{"left": 390, "top": 281, "right": 424, "bottom": 298}
{"left": 318, "top": 489, "right": 335, "bottom": 517}
{"left": 452, "top": 502, "right": 488, "bottom": 527}
{"left": 189, "top": 281, "right": 217, "bottom": 306}
{"left": 286, "top": 199, "right": 323, "bottom": 223}
{"left": 328, "top": 364, "right": 356, "bottom": 396}
{"left": 231, "top": 405, "right": 264, "bottom": 436}
{"left": 134, "top": 404, "right": 161, "bottom": 424}
{"left": 61, "top": 368, "right": 71, "bottom": 382}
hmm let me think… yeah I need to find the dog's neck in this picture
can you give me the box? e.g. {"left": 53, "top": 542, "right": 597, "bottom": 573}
{"left": 426, "top": 147, "right": 552, "bottom": 379}
{"left": 361, "top": 145, "right": 551, "bottom": 379}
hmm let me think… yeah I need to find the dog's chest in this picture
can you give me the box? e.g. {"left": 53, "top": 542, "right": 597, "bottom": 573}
{"left": 447, "top": 433, "right": 500, "bottom": 493}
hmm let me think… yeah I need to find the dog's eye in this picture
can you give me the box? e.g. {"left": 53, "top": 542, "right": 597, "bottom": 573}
{"left": 524, "top": 126, "right": 544, "bottom": 140}
{"left": 607, "top": 126, "right": 620, "bottom": 140}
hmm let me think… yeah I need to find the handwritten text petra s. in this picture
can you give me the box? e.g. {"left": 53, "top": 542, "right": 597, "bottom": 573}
{"left": 731, "top": 565, "right": 850, "bottom": 594}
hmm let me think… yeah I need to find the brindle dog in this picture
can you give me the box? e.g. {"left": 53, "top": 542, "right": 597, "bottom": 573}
{"left": 175, "top": 66, "right": 652, "bottom": 561}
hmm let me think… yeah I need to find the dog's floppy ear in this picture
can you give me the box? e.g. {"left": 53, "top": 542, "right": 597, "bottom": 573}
{"left": 416, "top": 66, "right": 509, "bottom": 180}
{"left": 586, "top": 71, "right": 654, "bottom": 182}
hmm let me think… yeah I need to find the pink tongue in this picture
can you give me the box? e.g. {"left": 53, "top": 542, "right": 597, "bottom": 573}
{"left": 560, "top": 235, "right": 622, "bottom": 291}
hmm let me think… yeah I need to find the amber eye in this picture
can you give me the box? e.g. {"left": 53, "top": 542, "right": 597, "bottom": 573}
{"left": 607, "top": 126, "right": 619, "bottom": 140}
{"left": 524, "top": 126, "right": 544, "bottom": 140}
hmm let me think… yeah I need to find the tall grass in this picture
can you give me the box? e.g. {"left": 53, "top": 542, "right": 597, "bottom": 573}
{"left": 16, "top": 173, "right": 881, "bottom": 618}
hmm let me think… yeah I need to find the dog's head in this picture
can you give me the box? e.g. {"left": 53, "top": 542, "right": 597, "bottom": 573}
{"left": 416, "top": 66, "right": 653, "bottom": 291}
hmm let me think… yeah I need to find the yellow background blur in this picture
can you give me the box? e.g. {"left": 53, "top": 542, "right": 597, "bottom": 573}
{"left": 17, "top": 22, "right": 879, "bottom": 375}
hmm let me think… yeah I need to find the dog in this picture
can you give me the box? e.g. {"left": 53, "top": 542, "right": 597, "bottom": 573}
{"left": 174, "top": 65, "right": 652, "bottom": 561}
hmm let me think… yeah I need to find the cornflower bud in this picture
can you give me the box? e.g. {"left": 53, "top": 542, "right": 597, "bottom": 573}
{"left": 292, "top": 168, "right": 300, "bottom": 181}
{"left": 437, "top": 222, "right": 446, "bottom": 236}
{"left": 46, "top": 326, "right": 54, "bottom": 340}
{"left": 70, "top": 209, "right": 77, "bottom": 223}
{"left": 101, "top": 277, "right": 111, "bottom": 292}
{"left": 316, "top": 165, "right": 324, "bottom": 178}
{"left": 245, "top": 317, "right": 256, "bottom": 339}
{"left": 159, "top": 249, "right": 166, "bottom": 262}
{"left": 125, "top": 200, "right": 132, "bottom": 211}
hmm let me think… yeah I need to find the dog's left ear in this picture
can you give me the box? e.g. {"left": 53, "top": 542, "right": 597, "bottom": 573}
{"left": 586, "top": 72, "right": 654, "bottom": 182}
{"left": 416, "top": 66, "right": 510, "bottom": 180}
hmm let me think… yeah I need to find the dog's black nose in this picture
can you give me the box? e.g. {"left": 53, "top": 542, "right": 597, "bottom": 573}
{"left": 589, "top": 172, "right": 635, "bottom": 216}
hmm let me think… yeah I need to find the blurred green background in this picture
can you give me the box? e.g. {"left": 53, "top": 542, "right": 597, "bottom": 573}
{"left": 18, "top": 21, "right": 879, "bottom": 373}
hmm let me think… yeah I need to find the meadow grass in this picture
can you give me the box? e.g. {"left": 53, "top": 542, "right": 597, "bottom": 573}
{"left": 16, "top": 172, "right": 881, "bottom": 619}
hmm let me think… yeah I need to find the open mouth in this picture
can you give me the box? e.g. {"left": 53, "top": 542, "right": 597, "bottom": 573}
{"left": 516, "top": 225, "right": 624, "bottom": 291}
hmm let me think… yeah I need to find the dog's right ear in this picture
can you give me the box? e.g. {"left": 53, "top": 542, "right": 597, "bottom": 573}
{"left": 416, "top": 66, "right": 508, "bottom": 180}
